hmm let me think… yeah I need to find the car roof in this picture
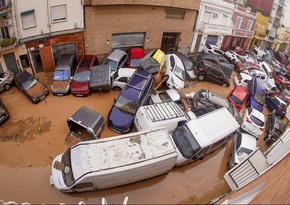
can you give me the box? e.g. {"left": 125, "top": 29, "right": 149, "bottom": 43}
{"left": 107, "top": 49, "right": 127, "bottom": 61}
{"left": 129, "top": 47, "right": 145, "bottom": 58}
{"left": 250, "top": 108, "right": 265, "bottom": 120}
{"left": 15, "top": 71, "right": 33, "bottom": 83}
{"left": 232, "top": 86, "right": 249, "bottom": 100}
{"left": 118, "top": 68, "right": 137, "bottom": 76}
{"left": 239, "top": 132, "right": 257, "bottom": 150}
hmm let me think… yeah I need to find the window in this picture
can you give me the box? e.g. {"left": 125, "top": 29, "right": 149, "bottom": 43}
{"left": 0, "top": 26, "right": 9, "bottom": 38}
{"left": 51, "top": 5, "right": 67, "bottom": 23}
{"left": 19, "top": 54, "right": 30, "bottom": 68}
{"left": 0, "top": 0, "right": 6, "bottom": 7}
{"left": 212, "top": 13, "right": 218, "bottom": 18}
{"left": 247, "top": 20, "right": 253, "bottom": 31}
{"left": 20, "top": 9, "right": 36, "bottom": 29}
{"left": 235, "top": 17, "right": 242, "bottom": 28}
{"left": 165, "top": 8, "right": 185, "bottom": 20}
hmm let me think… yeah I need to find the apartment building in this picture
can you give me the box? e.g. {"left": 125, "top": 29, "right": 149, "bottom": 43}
{"left": 12, "top": 0, "right": 84, "bottom": 73}
{"left": 189, "top": 0, "right": 234, "bottom": 53}
{"left": 83, "top": 0, "right": 200, "bottom": 61}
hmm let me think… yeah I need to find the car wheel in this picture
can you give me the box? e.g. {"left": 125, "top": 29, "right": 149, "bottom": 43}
{"left": 112, "top": 86, "right": 121, "bottom": 91}
{"left": 198, "top": 75, "right": 205, "bottom": 81}
{"left": 4, "top": 83, "right": 11, "bottom": 90}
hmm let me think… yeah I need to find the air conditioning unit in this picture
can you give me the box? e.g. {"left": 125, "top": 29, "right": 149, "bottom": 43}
{"left": 4, "top": 19, "right": 12, "bottom": 26}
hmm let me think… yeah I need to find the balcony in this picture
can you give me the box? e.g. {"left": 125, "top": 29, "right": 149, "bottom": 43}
{"left": 258, "top": 33, "right": 266, "bottom": 38}
{"left": 199, "top": 21, "right": 233, "bottom": 35}
{"left": 233, "top": 28, "right": 254, "bottom": 38}
{"left": 0, "top": 36, "right": 16, "bottom": 49}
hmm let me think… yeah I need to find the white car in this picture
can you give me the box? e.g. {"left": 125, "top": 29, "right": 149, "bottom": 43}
{"left": 164, "top": 53, "right": 185, "bottom": 89}
{"left": 237, "top": 52, "right": 257, "bottom": 64}
{"left": 111, "top": 68, "right": 136, "bottom": 91}
{"left": 228, "top": 131, "right": 257, "bottom": 168}
{"left": 224, "top": 50, "right": 241, "bottom": 64}
{"left": 262, "top": 80, "right": 279, "bottom": 94}
{"left": 203, "top": 44, "right": 224, "bottom": 55}
{"left": 244, "top": 69, "right": 267, "bottom": 80}
{"left": 241, "top": 108, "right": 265, "bottom": 138}
{"left": 150, "top": 88, "right": 196, "bottom": 104}
{"left": 234, "top": 72, "right": 252, "bottom": 89}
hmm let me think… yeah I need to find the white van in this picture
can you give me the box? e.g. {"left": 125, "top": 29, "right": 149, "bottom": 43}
{"left": 134, "top": 101, "right": 196, "bottom": 133}
{"left": 50, "top": 127, "right": 177, "bottom": 193}
{"left": 112, "top": 68, "right": 136, "bottom": 91}
{"left": 170, "top": 107, "right": 240, "bottom": 166}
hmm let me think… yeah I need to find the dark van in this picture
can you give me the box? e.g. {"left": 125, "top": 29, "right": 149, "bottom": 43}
{"left": 107, "top": 69, "right": 154, "bottom": 133}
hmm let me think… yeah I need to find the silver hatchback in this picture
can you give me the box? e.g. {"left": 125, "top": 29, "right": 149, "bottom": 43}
{"left": 0, "top": 70, "right": 14, "bottom": 92}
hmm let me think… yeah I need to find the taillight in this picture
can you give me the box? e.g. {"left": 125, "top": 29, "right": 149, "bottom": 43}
{"left": 260, "top": 127, "right": 264, "bottom": 132}
{"left": 246, "top": 117, "right": 251, "bottom": 123}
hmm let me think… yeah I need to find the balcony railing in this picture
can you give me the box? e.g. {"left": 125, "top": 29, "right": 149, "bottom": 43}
{"left": 0, "top": 36, "right": 16, "bottom": 49}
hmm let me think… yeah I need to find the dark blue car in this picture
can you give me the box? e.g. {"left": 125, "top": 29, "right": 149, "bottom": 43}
{"left": 265, "top": 95, "right": 287, "bottom": 118}
{"left": 108, "top": 69, "right": 154, "bottom": 133}
{"left": 247, "top": 76, "right": 266, "bottom": 112}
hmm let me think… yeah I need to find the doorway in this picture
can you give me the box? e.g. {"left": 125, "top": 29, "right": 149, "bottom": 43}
{"left": 3, "top": 52, "right": 19, "bottom": 74}
{"left": 161, "top": 32, "right": 180, "bottom": 54}
{"left": 29, "top": 49, "right": 44, "bottom": 73}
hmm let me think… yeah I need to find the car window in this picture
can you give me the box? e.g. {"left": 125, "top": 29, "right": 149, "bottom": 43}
{"left": 250, "top": 114, "right": 264, "bottom": 127}
{"left": 170, "top": 56, "right": 175, "bottom": 68}
{"left": 118, "top": 77, "right": 127, "bottom": 83}
{"left": 159, "top": 91, "right": 172, "bottom": 103}
{"left": 74, "top": 71, "right": 90, "bottom": 82}
{"left": 173, "top": 65, "right": 185, "bottom": 81}
{"left": 119, "top": 55, "right": 128, "bottom": 68}
{"left": 236, "top": 133, "right": 242, "bottom": 149}
{"left": 230, "top": 93, "right": 243, "bottom": 105}
{"left": 254, "top": 93, "right": 265, "bottom": 105}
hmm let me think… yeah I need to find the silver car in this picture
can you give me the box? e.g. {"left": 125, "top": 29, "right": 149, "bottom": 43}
{"left": 0, "top": 70, "right": 14, "bottom": 92}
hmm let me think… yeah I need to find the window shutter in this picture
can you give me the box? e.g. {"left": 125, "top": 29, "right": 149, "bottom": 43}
{"left": 51, "top": 5, "right": 67, "bottom": 23}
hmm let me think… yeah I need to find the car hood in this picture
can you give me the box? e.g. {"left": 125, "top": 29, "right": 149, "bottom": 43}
{"left": 27, "top": 82, "right": 47, "bottom": 98}
{"left": 71, "top": 81, "right": 89, "bottom": 92}
{"left": 108, "top": 107, "right": 134, "bottom": 132}
{"left": 52, "top": 81, "right": 70, "bottom": 90}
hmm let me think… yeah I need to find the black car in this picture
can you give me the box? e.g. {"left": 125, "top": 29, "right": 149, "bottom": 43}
{"left": 14, "top": 71, "right": 49, "bottom": 104}
{"left": 263, "top": 114, "right": 285, "bottom": 145}
{"left": 200, "top": 53, "right": 234, "bottom": 69}
{"left": 265, "top": 95, "right": 287, "bottom": 119}
{"left": 194, "top": 59, "right": 231, "bottom": 87}
{"left": 0, "top": 98, "right": 9, "bottom": 125}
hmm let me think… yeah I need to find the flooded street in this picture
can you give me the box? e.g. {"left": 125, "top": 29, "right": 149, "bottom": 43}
{"left": 0, "top": 73, "right": 235, "bottom": 204}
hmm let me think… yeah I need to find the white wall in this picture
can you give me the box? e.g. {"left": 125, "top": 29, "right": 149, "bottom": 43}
{"left": 12, "top": 0, "right": 83, "bottom": 39}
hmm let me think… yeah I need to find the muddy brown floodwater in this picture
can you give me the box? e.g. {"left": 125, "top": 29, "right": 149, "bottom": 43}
{"left": 0, "top": 72, "right": 236, "bottom": 204}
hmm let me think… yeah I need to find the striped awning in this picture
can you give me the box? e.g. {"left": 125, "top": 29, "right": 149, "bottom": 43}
{"left": 20, "top": 9, "right": 34, "bottom": 16}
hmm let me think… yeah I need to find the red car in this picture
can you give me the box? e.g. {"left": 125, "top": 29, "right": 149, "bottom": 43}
{"left": 233, "top": 46, "right": 243, "bottom": 54}
{"left": 274, "top": 75, "right": 290, "bottom": 90}
{"left": 71, "top": 55, "right": 98, "bottom": 97}
{"left": 127, "top": 47, "right": 145, "bottom": 68}
{"left": 236, "top": 61, "right": 259, "bottom": 73}
{"left": 227, "top": 86, "right": 249, "bottom": 112}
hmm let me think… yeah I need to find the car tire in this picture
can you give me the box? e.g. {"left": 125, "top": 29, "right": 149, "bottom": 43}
{"left": 112, "top": 86, "right": 121, "bottom": 91}
{"left": 4, "top": 83, "right": 11, "bottom": 90}
{"left": 198, "top": 75, "right": 204, "bottom": 81}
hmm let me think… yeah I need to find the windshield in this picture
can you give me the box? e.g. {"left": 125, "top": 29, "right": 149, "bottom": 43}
{"left": 114, "top": 95, "right": 138, "bottom": 114}
{"left": 103, "top": 59, "right": 118, "bottom": 71}
{"left": 130, "top": 58, "right": 142, "bottom": 67}
{"left": 61, "top": 148, "right": 75, "bottom": 187}
{"left": 159, "top": 91, "right": 172, "bottom": 102}
{"left": 23, "top": 77, "right": 38, "bottom": 91}
{"left": 238, "top": 147, "right": 253, "bottom": 155}
{"left": 171, "top": 125, "right": 200, "bottom": 158}
{"left": 53, "top": 70, "right": 71, "bottom": 81}
{"left": 173, "top": 65, "right": 185, "bottom": 81}
{"left": 250, "top": 114, "right": 264, "bottom": 127}
{"left": 254, "top": 93, "right": 265, "bottom": 105}
{"left": 73, "top": 70, "right": 90, "bottom": 82}
{"left": 229, "top": 94, "right": 243, "bottom": 105}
